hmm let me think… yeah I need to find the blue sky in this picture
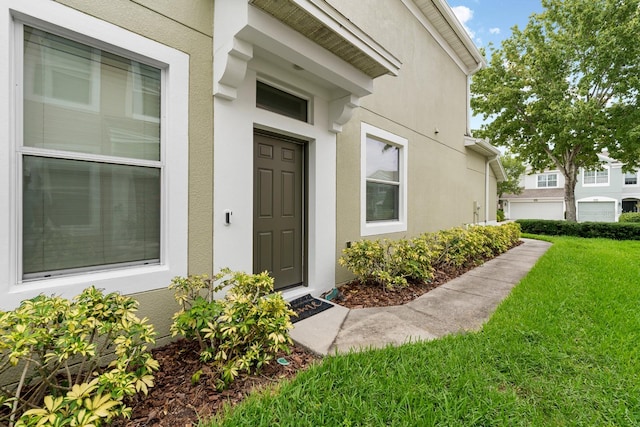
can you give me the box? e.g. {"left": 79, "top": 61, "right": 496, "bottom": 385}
{"left": 449, "top": 0, "right": 544, "bottom": 130}
{"left": 450, "top": 0, "right": 543, "bottom": 50}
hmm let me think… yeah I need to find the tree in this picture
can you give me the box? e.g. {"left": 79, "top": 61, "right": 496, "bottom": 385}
{"left": 471, "top": 0, "right": 640, "bottom": 221}
{"left": 497, "top": 153, "right": 525, "bottom": 199}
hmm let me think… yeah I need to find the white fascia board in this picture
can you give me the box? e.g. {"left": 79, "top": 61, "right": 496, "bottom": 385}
{"left": 292, "top": 0, "right": 401, "bottom": 76}
{"left": 491, "top": 157, "right": 507, "bottom": 182}
{"left": 464, "top": 136, "right": 501, "bottom": 157}
{"left": 431, "top": 0, "right": 485, "bottom": 68}
{"left": 401, "top": 0, "right": 485, "bottom": 75}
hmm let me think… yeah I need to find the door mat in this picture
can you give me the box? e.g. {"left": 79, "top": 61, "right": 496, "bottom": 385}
{"left": 289, "top": 294, "right": 333, "bottom": 323}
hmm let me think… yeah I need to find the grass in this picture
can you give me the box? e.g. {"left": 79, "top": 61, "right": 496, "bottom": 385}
{"left": 211, "top": 237, "right": 640, "bottom": 426}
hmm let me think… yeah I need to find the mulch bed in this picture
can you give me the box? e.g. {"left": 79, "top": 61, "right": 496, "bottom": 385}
{"left": 336, "top": 241, "right": 523, "bottom": 309}
{"left": 112, "top": 339, "right": 319, "bottom": 427}
{"left": 335, "top": 266, "right": 476, "bottom": 309}
{"left": 113, "top": 242, "right": 522, "bottom": 425}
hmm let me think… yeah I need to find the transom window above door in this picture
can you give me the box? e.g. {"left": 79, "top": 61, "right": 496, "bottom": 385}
{"left": 256, "top": 81, "right": 309, "bottom": 122}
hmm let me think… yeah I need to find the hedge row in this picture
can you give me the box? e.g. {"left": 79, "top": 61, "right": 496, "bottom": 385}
{"left": 516, "top": 219, "right": 640, "bottom": 240}
{"left": 339, "top": 223, "right": 522, "bottom": 289}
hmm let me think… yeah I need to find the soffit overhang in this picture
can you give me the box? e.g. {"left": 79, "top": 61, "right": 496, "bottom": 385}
{"left": 407, "top": 0, "right": 485, "bottom": 74}
{"left": 465, "top": 137, "right": 507, "bottom": 181}
{"left": 248, "top": 0, "right": 401, "bottom": 79}
{"left": 214, "top": 0, "right": 402, "bottom": 132}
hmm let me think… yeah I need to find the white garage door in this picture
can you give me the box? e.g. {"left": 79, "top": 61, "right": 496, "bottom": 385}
{"left": 577, "top": 201, "right": 616, "bottom": 222}
{"left": 509, "top": 201, "right": 564, "bottom": 220}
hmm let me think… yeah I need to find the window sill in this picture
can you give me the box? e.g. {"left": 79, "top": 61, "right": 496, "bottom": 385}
{"left": 7, "top": 263, "right": 180, "bottom": 309}
{"left": 361, "top": 220, "right": 407, "bottom": 236}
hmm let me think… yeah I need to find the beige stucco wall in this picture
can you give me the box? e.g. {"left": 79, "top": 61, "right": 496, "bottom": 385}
{"left": 55, "top": 0, "right": 214, "bottom": 342}
{"left": 333, "top": 1, "right": 493, "bottom": 285}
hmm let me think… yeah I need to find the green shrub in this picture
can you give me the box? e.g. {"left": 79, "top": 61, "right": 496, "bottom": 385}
{"left": 339, "top": 223, "right": 522, "bottom": 289}
{"left": 516, "top": 219, "right": 640, "bottom": 240}
{"left": 619, "top": 212, "right": 640, "bottom": 223}
{"left": 338, "top": 238, "right": 436, "bottom": 290}
{"left": 497, "top": 209, "right": 505, "bottom": 222}
{"left": 170, "top": 269, "right": 295, "bottom": 390}
{"left": 0, "top": 287, "right": 158, "bottom": 427}
{"left": 471, "top": 222, "right": 521, "bottom": 256}
{"left": 425, "top": 226, "right": 507, "bottom": 270}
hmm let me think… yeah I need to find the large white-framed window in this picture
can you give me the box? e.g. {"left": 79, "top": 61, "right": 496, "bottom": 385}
{"left": 361, "top": 123, "right": 408, "bottom": 236}
{"left": 582, "top": 166, "right": 610, "bottom": 186}
{"left": 624, "top": 171, "right": 638, "bottom": 186}
{"left": 1, "top": 0, "right": 188, "bottom": 308}
{"left": 537, "top": 173, "right": 558, "bottom": 188}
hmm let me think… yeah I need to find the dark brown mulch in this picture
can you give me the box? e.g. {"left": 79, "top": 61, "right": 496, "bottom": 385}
{"left": 335, "top": 265, "right": 477, "bottom": 309}
{"left": 335, "top": 241, "right": 523, "bottom": 309}
{"left": 112, "top": 339, "right": 319, "bottom": 427}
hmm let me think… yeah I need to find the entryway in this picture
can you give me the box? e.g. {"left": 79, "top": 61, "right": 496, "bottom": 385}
{"left": 622, "top": 198, "right": 639, "bottom": 213}
{"left": 253, "top": 131, "right": 305, "bottom": 290}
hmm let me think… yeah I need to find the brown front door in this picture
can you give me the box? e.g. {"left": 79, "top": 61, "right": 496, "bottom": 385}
{"left": 253, "top": 131, "right": 304, "bottom": 290}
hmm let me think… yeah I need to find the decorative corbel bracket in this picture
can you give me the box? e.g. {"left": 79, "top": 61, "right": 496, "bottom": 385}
{"left": 329, "top": 94, "right": 360, "bottom": 133}
{"left": 214, "top": 37, "right": 253, "bottom": 101}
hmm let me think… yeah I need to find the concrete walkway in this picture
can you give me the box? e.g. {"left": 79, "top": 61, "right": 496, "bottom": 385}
{"left": 290, "top": 238, "right": 551, "bottom": 355}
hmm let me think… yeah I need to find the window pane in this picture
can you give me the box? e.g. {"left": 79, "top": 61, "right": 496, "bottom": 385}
{"left": 23, "top": 26, "right": 160, "bottom": 161}
{"left": 366, "top": 137, "right": 399, "bottom": 182}
{"left": 23, "top": 156, "right": 160, "bottom": 276}
{"left": 596, "top": 170, "right": 608, "bottom": 183}
{"left": 537, "top": 175, "right": 546, "bottom": 187}
{"left": 584, "top": 171, "right": 595, "bottom": 184}
{"left": 366, "top": 182, "right": 399, "bottom": 221}
{"left": 256, "top": 81, "right": 308, "bottom": 122}
{"left": 548, "top": 174, "right": 557, "bottom": 187}
{"left": 625, "top": 172, "right": 637, "bottom": 185}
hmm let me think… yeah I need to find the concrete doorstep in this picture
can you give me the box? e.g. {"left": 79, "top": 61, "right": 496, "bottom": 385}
{"left": 289, "top": 238, "right": 551, "bottom": 356}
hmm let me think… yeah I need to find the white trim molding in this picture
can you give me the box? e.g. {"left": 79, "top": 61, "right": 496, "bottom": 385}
{"left": 213, "top": 0, "right": 401, "bottom": 133}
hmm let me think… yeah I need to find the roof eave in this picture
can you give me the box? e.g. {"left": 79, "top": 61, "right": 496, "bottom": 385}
{"left": 249, "top": 0, "right": 402, "bottom": 78}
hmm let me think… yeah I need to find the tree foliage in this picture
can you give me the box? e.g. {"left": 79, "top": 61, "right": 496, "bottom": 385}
{"left": 471, "top": 0, "right": 640, "bottom": 221}
{"left": 497, "top": 153, "right": 526, "bottom": 198}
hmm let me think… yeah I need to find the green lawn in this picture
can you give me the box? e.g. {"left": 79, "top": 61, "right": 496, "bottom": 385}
{"left": 211, "top": 237, "right": 640, "bottom": 426}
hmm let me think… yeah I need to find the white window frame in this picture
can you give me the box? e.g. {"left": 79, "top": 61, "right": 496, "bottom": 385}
{"left": 0, "top": 0, "right": 188, "bottom": 309}
{"left": 582, "top": 165, "right": 610, "bottom": 187}
{"left": 624, "top": 171, "right": 639, "bottom": 187}
{"left": 537, "top": 173, "right": 558, "bottom": 188}
{"left": 360, "top": 123, "right": 408, "bottom": 236}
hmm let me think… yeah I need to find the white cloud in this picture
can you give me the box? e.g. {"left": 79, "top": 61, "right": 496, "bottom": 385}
{"left": 451, "top": 5, "right": 475, "bottom": 39}
{"left": 489, "top": 27, "right": 501, "bottom": 35}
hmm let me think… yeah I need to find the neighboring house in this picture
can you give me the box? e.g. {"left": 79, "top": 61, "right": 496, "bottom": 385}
{"left": 501, "top": 168, "right": 566, "bottom": 220}
{"left": 502, "top": 151, "right": 639, "bottom": 222}
{"left": 0, "top": 0, "right": 504, "bottom": 343}
{"left": 574, "top": 151, "right": 640, "bottom": 222}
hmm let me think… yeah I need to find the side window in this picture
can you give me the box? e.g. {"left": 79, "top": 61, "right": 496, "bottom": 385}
{"left": 22, "top": 26, "right": 162, "bottom": 279}
{"left": 360, "top": 123, "right": 407, "bottom": 236}
{"left": 366, "top": 137, "right": 400, "bottom": 222}
{"left": 2, "top": 2, "right": 188, "bottom": 308}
